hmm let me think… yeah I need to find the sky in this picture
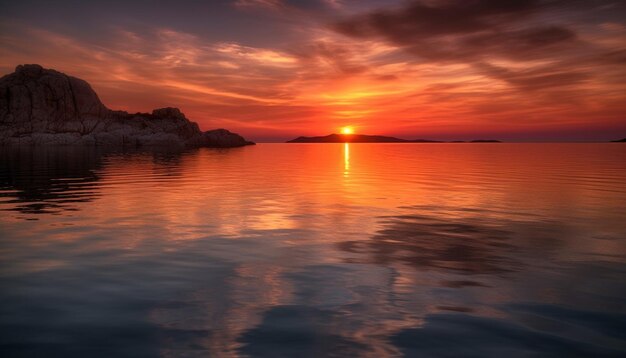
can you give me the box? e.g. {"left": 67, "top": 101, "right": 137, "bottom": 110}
{"left": 1, "top": 0, "right": 625, "bottom": 141}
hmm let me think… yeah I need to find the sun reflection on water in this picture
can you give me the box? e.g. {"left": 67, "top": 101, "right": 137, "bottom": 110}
{"left": 343, "top": 142, "right": 350, "bottom": 176}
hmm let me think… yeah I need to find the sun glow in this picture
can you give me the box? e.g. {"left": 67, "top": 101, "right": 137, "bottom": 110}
{"left": 341, "top": 126, "right": 354, "bottom": 135}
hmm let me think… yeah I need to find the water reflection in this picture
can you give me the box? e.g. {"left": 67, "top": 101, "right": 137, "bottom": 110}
{"left": 0, "top": 144, "right": 625, "bottom": 357}
{"left": 340, "top": 209, "right": 520, "bottom": 274}
{"left": 343, "top": 142, "right": 350, "bottom": 176}
{"left": 0, "top": 146, "right": 195, "bottom": 217}
{"left": 0, "top": 147, "right": 103, "bottom": 215}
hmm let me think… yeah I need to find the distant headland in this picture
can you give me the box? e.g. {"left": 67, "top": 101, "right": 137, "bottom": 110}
{"left": 0, "top": 64, "right": 254, "bottom": 148}
{"left": 287, "top": 134, "right": 501, "bottom": 143}
{"left": 611, "top": 138, "right": 626, "bottom": 142}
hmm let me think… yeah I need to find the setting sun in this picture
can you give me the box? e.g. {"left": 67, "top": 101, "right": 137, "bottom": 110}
{"left": 341, "top": 126, "right": 354, "bottom": 135}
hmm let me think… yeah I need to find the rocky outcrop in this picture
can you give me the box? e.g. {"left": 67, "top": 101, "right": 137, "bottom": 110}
{"left": 0, "top": 64, "right": 254, "bottom": 148}
{"left": 203, "top": 129, "right": 254, "bottom": 147}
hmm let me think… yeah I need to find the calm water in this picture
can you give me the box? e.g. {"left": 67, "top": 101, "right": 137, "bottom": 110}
{"left": 1, "top": 143, "right": 625, "bottom": 357}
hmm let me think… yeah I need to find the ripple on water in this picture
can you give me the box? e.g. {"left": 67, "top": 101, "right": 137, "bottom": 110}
{"left": 0, "top": 143, "right": 625, "bottom": 356}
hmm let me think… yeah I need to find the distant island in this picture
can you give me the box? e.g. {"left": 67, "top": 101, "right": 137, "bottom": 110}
{"left": 611, "top": 138, "right": 626, "bottom": 142}
{"left": 287, "top": 134, "right": 501, "bottom": 143}
{"left": 0, "top": 64, "right": 254, "bottom": 148}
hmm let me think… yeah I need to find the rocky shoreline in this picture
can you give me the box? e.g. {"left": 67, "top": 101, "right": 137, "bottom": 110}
{"left": 0, "top": 64, "right": 254, "bottom": 148}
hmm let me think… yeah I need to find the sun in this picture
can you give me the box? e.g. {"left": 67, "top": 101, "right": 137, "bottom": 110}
{"left": 341, "top": 126, "right": 354, "bottom": 135}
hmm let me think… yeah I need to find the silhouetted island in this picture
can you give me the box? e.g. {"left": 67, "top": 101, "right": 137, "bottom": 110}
{"left": 0, "top": 64, "right": 254, "bottom": 148}
{"left": 611, "top": 138, "right": 626, "bottom": 142}
{"left": 287, "top": 134, "right": 501, "bottom": 143}
{"left": 288, "top": 134, "right": 440, "bottom": 143}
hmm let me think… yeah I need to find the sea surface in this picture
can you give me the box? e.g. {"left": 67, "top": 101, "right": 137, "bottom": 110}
{"left": 1, "top": 143, "right": 625, "bottom": 357}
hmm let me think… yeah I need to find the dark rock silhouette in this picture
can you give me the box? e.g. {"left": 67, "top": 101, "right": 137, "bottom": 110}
{"left": 0, "top": 64, "right": 254, "bottom": 148}
{"left": 611, "top": 138, "right": 626, "bottom": 142}
{"left": 287, "top": 133, "right": 441, "bottom": 143}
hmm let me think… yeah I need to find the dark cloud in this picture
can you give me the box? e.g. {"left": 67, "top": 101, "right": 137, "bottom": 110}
{"left": 475, "top": 62, "right": 590, "bottom": 91}
{"left": 336, "top": 0, "right": 540, "bottom": 39}
{"left": 333, "top": 0, "right": 626, "bottom": 95}
{"left": 333, "top": 0, "right": 585, "bottom": 62}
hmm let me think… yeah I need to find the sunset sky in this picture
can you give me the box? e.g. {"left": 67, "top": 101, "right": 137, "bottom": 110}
{"left": 1, "top": 0, "right": 625, "bottom": 141}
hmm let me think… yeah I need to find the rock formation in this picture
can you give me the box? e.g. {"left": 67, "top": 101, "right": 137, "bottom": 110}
{"left": 0, "top": 64, "right": 254, "bottom": 148}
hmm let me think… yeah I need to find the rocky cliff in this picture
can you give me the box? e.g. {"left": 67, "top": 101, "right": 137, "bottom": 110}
{"left": 0, "top": 64, "right": 254, "bottom": 148}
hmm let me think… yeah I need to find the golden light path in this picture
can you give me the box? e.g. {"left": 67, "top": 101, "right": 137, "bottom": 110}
{"left": 344, "top": 143, "right": 350, "bottom": 176}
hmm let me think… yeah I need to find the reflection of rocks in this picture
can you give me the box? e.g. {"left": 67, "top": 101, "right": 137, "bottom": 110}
{"left": 340, "top": 213, "right": 519, "bottom": 274}
{"left": 0, "top": 146, "right": 103, "bottom": 214}
{"left": 0, "top": 146, "right": 187, "bottom": 216}
{"left": 0, "top": 64, "right": 254, "bottom": 147}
